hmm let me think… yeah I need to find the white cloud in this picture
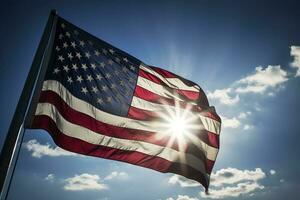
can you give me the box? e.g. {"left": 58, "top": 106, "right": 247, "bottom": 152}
{"left": 238, "top": 112, "right": 247, "bottom": 119}
{"left": 269, "top": 170, "right": 276, "bottom": 175}
{"left": 220, "top": 116, "right": 241, "bottom": 129}
{"left": 64, "top": 173, "right": 107, "bottom": 191}
{"left": 168, "top": 168, "right": 271, "bottom": 199}
{"left": 280, "top": 179, "right": 284, "bottom": 183}
{"left": 290, "top": 46, "right": 300, "bottom": 76}
{"left": 166, "top": 195, "right": 199, "bottom": 200}
{"left": 200, "top": 182, "right": 264, "bottom": 199}
{"left": 45, "top": 174, "right": 55, "bottom": 182}
{"left": 24, "top": 139, "right": 78, "bottom": 158}
{"left": 238, "top": 111, "right": 251, "bottom": 119}
{"left": 235, "top": 65, "right": 288, "bottom": 94}
{"left": 210, "top": 168, "right": 266, "bottom": 187}
{"left": 168, "top": 175, "right": 200, "bottom": 187}
{"left": 207, "top": 88, "right": 239, "bottom": 105}
{"left": 243, "top": 124, "right": 254, "bottom": 130}
{"left": 104, "top": 171, "right": 128, "bottom": 180}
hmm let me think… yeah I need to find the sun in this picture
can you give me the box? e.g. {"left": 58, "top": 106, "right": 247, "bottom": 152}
{"left": 156, "top": 99, "right": 203, "bottom": 153}
{"left": 165, "top": 113, "right": 188, "bottom": 139}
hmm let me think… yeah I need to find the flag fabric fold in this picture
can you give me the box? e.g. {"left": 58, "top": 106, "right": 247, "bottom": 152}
{"left": 30, "top": 16, "right": 221, "bottom": 190}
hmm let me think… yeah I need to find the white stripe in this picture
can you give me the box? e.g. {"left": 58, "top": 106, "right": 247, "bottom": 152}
{"left": 137, "top": 76, "right": 184, "bottom": 101}
{"left": 140, "top": 65, "right": 200, "bottom": 92}
{"left": 131, "top": 96, "right": 221, "bottom": 135}
{"left": 35, "top": 102, "right": 208, "bottom": 175}
{"left": 40, "top": 80, "right": 219, "bottom": 161}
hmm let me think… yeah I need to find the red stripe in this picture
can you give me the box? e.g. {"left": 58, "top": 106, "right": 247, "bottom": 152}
{"left": 128, "top": 106, "right": 219, "bottom": 149}
{"left": 139, "top": 70, "right": 200, "bottom": 101}
{"left": 149, "top": 66, "right": 178, "bottom": 78}
{"left": 37, "top": 90, "right": 217, "bottom": 172}
{"left": 134, "top": 85, "right": 221, "bottom": 122}
{"left": 38, "top": 90, "right": 180, "bottom": 151}
{"left": 31, "top": 115, "right": 209, "bottom": 189}
{"left": 146, "top": 66, "right": 210, "bottom": 106}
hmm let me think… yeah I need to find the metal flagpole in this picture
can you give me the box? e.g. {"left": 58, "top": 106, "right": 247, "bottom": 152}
{"left": 0, "top": 10, "right": 58, "bottom": 200}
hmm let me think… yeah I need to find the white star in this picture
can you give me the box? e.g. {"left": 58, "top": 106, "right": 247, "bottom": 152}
{"left": 71, "top": 41, "right": 76, "bottom": 48}
{"left": 59, "top": 33, "right": 64, "bottom": 39}
{"left": 67, "top": 76, "right": 73, "bottom": 84}
{"left": 119, "top": 80, "right": 125, "bottom": 86}
{"left": 76, "top": 75, "right": 83, "bottom": 83}
{"left": 65, "top": 32, "right": 71, "bottom": 38}
{"left": 100, "top": 62, "right": 105, "bottom": 68}
{"left": 88, "top": 40, "right": 93, "bottom": 46}
{"left": 85, "top": 52, "right": 91, "bottom": 59}
{"left": 105, "top": 73, "right": 111, "bottom": 79}
{"left": 81, "top": 64, "right": 88, "bottom": 71}
{"left": 53, "top": 67, "right": 60, "bottom": 74}
{"left": 79, "top": 40, "right": 85, "bottom": 47}
{"left": 63, "top": 42, "right": 68, "bottom": 49}
{"left": 55, "top": 46, "right": 60, "bottom": 51}
{"left": 74, "top": 30, "right": 79, "bottom": 35}
{"left": 94, "top": 50, "right": 100, "bottom": 56}
{"left": 58, "top": 55, "right": 64, "bottom": 62}
{"left": 67, "top": 52, "right": 73, "bottom": 60}
{"left": 123, "top": 57, "right": 128, "bottom": 62}
{"left": 75, "top": 52, "right": 82, "bottom": 59}
{"left": 129, "top": 77, "right": 135, "bottom": 83}
{"left": 102, "top": 85, "right": 108, "bottom": 91}
{"left": 102, "top": 49, "right": 108, "bottom": 54}
{"left": 86, "top": 75, "right": 93, "bottom": 82}
{"left": 114, "top": 70, "right": 120, "bottom": 75}
{"left": 81, "top": 87, "right": 88, "bottom": 95}
{"left": 72, "top": 64, "right": 78, "bottom": 71}
{"left": 61, "top": 23, "right": 66, "bottom": 28}
{"left": 91, "top": 63, "right": 96, "bottom": 70}
{"left": 125, "top": 90, "right": 130, "bottom": 96}
{"left": 109, "top": 49, "right": 114, "bottom": 54}
{"left": 92, "top": 86, "right": 98, "bottom": 93}
{"left": 115, "top": 57, "right": 120, "bottom": 63}
{"left": 130, "top": 65, "right": 135, "bottom": 70}
{"left": 97, "top": 98, "right": 104, "bottom": 105}
{"left": 63, "top": 65, "right": 70, "bottom": 73}
{"left": 107, "top": 96, "right": 112, "bottom": 103}
{"left": 122, "top": 67, "right": 128, "bottom": 72}
{"left": 96, "top": 74, "right": 103, "bottom": 80}
{"left": 108, "top": 59, "right": 113, "bottom": 65}
{"left": 111, "top": 83, "right": 116, "bottom": 89}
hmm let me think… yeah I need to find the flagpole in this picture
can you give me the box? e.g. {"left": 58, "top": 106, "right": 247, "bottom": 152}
{"left": 0, "top": 10, "right": 58, "bottom": 199}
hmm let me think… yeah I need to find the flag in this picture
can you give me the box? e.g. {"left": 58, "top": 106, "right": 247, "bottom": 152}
{"left": 29, "top": 16, "right": 221, "bottom": 190}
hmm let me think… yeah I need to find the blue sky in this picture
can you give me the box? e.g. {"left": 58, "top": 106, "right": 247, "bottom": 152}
{"left": 1, "top": 0, "right": 300, "bottom": 199}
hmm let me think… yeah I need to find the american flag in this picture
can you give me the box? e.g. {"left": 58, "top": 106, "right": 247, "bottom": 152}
{"left": 30, "top": 16, "right": 221, "bottom": 190}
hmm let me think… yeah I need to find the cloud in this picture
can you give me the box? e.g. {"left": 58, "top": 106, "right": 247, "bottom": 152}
{"left": 207, "top": 88, "right": 239, "bottom": 105}
{"left": 168, "top": 175, "right": 200, "bottom": 187}
{"left": 200, "top": 182, "right": 264, "bottom": 199}
{"left": 209, "top": 168, "right": 266, "bottom": 187}
{"left": 104, "top": 171, "right": 128, "bottom": 180}
{"left": 238, "top": 111, "right": 251, "bottom": 119}
{"left": 168, "top": 168, "right": 273, "bottom": 199}
{"left": 235, "top": 65, "right": 288, "bottom": 94}
{"left": 220, "top": 116, "right": 241, "bottom": 129}
{"left": 166, "top": 195, "right": 199, "bottom": 200}
{"left": 64, "top": 173, "right": 107, "bottom": 191}
{"left": 290, "top": 46, "right": 300, "bottom": 76}
{"left": 243, "top": 124, "right": 254, "bottom": 130}
{"left": 45, "top": 174, "right": 55, "bottom": 182}
{"left": 200, "top": 168, "right": 266, "bottom": 199}
{"left": 24, "top": 139, "right": 78, "bottom": 158}
{"left": 269, "top": 170, "right": 276, "bottom": 175}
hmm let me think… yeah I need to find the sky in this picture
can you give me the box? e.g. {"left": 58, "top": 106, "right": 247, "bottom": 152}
{"left": 0, "top": 0, "right": 300, "bottom": 199}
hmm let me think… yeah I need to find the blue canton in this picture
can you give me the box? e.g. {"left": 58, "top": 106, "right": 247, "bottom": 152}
{"left": 45, "top": 17, "right": 141, "bottom": 116}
